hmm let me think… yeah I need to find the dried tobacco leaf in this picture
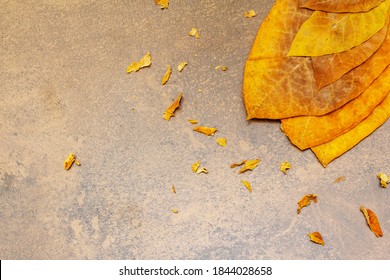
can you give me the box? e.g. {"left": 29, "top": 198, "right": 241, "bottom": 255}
{"left": 377, "top": 173, "right": 389, "bottom": 188}
{"left": 172, "top": 209, "right": 179, "bottom": 214}
{"left": 334, "top": 176, "right": 346, "bottom": 183}
{"left": 311, "top": 92, "right": 390, "bottom": 167}
{"left": 161, "top": 65, "right": 171, "bottom": 85}
{"left": 172, "top": 185, "right": 176, "bottom": 194}
{"left": 230, "top": 160, "right": 247, "bottom": 168}
{"left": 193, "top": 126, "right": 217, "bottom": 136}
{"left": 281, "top": 66, "right": 390, "bottom": 150}
{"left": 244, "top": 10, "right": 256, "bottom": 18}
{"left": 307, "top": 231, "right": 325, "bottom": 245}
{"left": 215, "top": 65, "right": 228, "bottom": 71}
{"left": 216, "top": 137, "right": 227, "bottom": 147}
{"left": 192, "top": 161, "right": 200, "bottom": 172}
{"left": 64, "top": 153, "right": 77, "bottom": 170}
{"left": 239, "top": 159, "right": 260, "bottom": 173}
{"left": 196, "top": 167, "right": 208, "bottom": 174}
{"left": 126, "top": 52, "right": 151, "bottom": 74}
{"left": 163, "top": 93, "right": 183, "bottom": 121}
{"left": 188, "top": 119, "right": 198, "bottom": 124}
{"left": 241, "top": 180, "right": 253, "bottom": 193}
{"left": 280, "top": 162, "right": 291, "bottom": 174}
{"left": 288, "top": 1, "right": 389, "bottom": 56}
{"left": 302, "top": 0, "right": 384, "bottom": 13}
{"left": 297, "top": 194, "right": 318, "bottom": 214}
{"left": 189, "top": 27, "right": 200, "bottom": 38}
{"left": 155, "top": 0, "right": 169, "bottom": 9}
{"left": 360, "top": 205, "right": 383, "bottom": 237}
{"left": 178, "top": 62, "right": 188, "bottom": 72}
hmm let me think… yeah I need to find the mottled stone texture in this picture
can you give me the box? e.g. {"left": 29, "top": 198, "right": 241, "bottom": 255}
{"left": 1, "top": 0, "right": 389, "bottom": 259}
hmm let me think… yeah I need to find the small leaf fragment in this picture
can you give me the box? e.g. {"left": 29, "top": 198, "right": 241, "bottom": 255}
{"left": 193, "top": 126, "right": 217, "bottom": 136}
{"left": 196, "top": 167, "right": 208, "bottom": 174}
{"left": 192, "top": 161, "right": 200, "bottom": 172}
{"left": 172, "top": 185, "right": 176, "bottom": 194}
{"left": 216, "top": 137, "right": 227, "bottom": 147}
{"left": 161, "top": 65, "right": 171, "bottom": 85}
{"left": 307, "top": 232, "right": 325, "bottom": 246}
{"left": 188, "top": 27, "right": 200, "bottom": 38}
{"left": 155, "top": 0, "right": 169, "bottom": 9}
{"left": 239, "top": 159, "right": 260, "bottom": 173}
{"left": 163, "top": 93, "right": 183, "bottom": 121}
{"left": 360, "top": 205, "right": 383, "bottom": 237}
{"left": 334, "top": 176, "right": 346, "bottom": 183}
{"left": 377, "top": 173, "right": 389, "bottom": 188}
{"left": 297, "top": 194, "right": 318, "bottom": 214}
{"left": 230, "top": 160, "right": 247, "bottom": 168}
{"left": 215, "top": 65, "right": 228, "bottom": 71}
{"left": 126, "top": 52, "right": 151, "bottom": 74}
{"left": 244, "top": 9, "right": 256, "bottom": 18}
{"left": 64, "top": 153, "right": 78, "bottom": 170}
{"left": 171, "top": 209, "right": 179, "bottom": 214}
{"left": 178, "top": 62, "right": 188, "bottom": 72}
{"left": 188, "top": 119, "right": 198, "bottom": 124}
{"left": 241, "top": 180, "right": 253, "bottom": 193}
{"left": 280, "top": 161, "right": 291, "bottom": 174}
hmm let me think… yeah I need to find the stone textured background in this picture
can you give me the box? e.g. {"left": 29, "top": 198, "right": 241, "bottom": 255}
{"left": 1, "top": 0, "right": 389, "bottom": 259}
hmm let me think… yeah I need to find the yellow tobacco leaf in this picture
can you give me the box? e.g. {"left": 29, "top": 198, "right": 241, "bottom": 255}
{"left": 193, "top": 126, "right": 217, "bottom": 136}
{"left": 334, "top": 176, "right": 346, "bottom": 183}
{"left": 172, "top": 185, "right": 176, "bottom": 194}
{"left": 172, "top": 209, "right": 179, "bottom": 214}
{"left": 230, "top": 160, "right": 246, "bottom": 168}
{"left": 215, "top": 65, "right": 228, "bottom": 71}
{"left": 288, "top": 1, "right": 389, "bottom": 56}
{"left": 302, "top": 0, "right": 384, "bottom": 12}
{"left": 377, "top": 173, "right": 389, "bottom": 188}
{"left": 188, "top": 119, "right": 198, "bottom": 124}
{"left": 360, "top": 205, "right": 383, "bottom": 237}
{"left": 126, "top": 52, "right": 151, "bottom": 74}
{"left": 244, "top": 10, "right": 256, "bottom": 18}
{"left": 196, "top": 167, "right": 208, "bottom": 174}
{"left": 64, "top": 153, "right": 77, "bottom": 170}
{"left": 163, "top": 93, "right": 183, "bottom": 121}
{"left": 155, "top": 0, "right": 169, "bottom": 9}
{"left": 178, "top": 62, "right": 188, "bottom": 72}
{"left": 280, "top": 162, "right": 291, "bottom": 174}
{"left": 281, "top": 66, "right": 390, "bottom": 150}
{"left": 312, "top": 17, "right": 389, "bottom": 89}
{"left": 311, "top": 92, "right": 390, "bottom": 167}
{"left": 307, "top": 232, "right": 325, "bottom": 246}
{"left": 188, "top": 27, "right": 200, "bottom": 39}
{"left": 161, "top": 65, "right": 171, "bottom": 85}
{"left": 239, "top": 159, "right": 260, "bottom": 173}
{"left": 192, "top": 161, "right": 200, "bottom": 172}
{"left": 297, "top": 194, "right": 318, "bottom": 214}
{"left": 241, "top": 180, "right": 253, "bottom": 193}
{"left": 216, "top": 137, "right": 227, "bottom": 147}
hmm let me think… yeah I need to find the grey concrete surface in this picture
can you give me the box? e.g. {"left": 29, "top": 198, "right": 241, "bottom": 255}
{"left": 1, "top": 0, "right": 389, "bottom": 259}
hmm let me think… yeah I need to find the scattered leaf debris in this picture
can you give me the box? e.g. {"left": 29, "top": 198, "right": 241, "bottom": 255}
{"left": 188, "top": 27, "right": 200, "bottom": 38}
{"left": 193, "top": 126, "right": 217, "bottom": 136}
{"left": 178, "top": 62, "right": 188, "bottom": 72}
{"left": 377, "top": 173, "right": 389, "bottom": 188}
{"left": 161, "top": 65, "right": 171, "bottom": 85}
{"left": 297, "top": 194, "right": 318, "bottom": 214}
{"left": 64, "top": 153, "right": 80, "bottom": 170}
{"left": 126, "top": 52, "right": 151, "bottom": 74}
{"left": 334, "top": 176, "right": 346, "bottom": 183}
{"left": 216, "top": 137, "right": 227, "bottom": 147}
{"left": 280, "top": 161, "right": 291, "bottom": 174}
{"left": 244, "top": 9, "right": 256, "bottom": 18}
{"left": 155, "top": 0, "right": 168, "bottom": 9}
{"left": 188, "top": 119, "right": 198, "bottom": 124}
{"left": 171, "top": 209, "right": 179, "bottom": 214}
{"left": 192, "top": 161, "right": 208, "bottom": 174}
{"left": 163, "top": 93, "right": 183, "bottom": 121}
{"left": 172, "top": 185, "right": 176, "bottom": 194}
{"left": 307, "top": 232, "right": 325, "bottom": 246}
{"left": 360, "top": 205, "right": 383, "bottom": 237}
{"left": 215, "top": 65, "right": 228, "bottom": 71}
{"left": 241, "top": 180, "right": 253, "bottom": 193}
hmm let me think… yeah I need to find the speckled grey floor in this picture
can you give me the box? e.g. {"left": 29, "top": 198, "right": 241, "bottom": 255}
{"left": 1, "top": 0, "right": 389, "bottom": 260}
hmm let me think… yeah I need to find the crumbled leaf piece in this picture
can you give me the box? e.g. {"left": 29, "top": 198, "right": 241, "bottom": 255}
{"left": 192, "top": 161, "right": 200, "bottom": 172}
{"left": 188, "top": 119, "right": 198, "bottom": 124}
{"left": 280, "top": 161, "right": 291, "bottom": 174}
{"left": 215, "top": 65, "right": 228, "bottom": 71}
{"left": 244, "top": 9, "right": 256, "bottom": 18}
{"left": 178, "top": 62, "right": 188, "bottom": 72}
{"left": 172, "top": 185, "right": 176, "bottom": 194}
{"left": 188, "top": 27, "right": 200, "bottom": 38}
{"left": 196, "top": 167, "right": 208, "bottom": 174}
{"left": 297, "top": 194, "right": 318, "bottom": 214}
{"left": 74, "top": 159, "right": 81, "bottom": 166}
{"left": 193, "top": 126, "right": 217, "bottom": 136}
{"left": 155, "top": 0, "right": 168, "bottom": 9}
{"left": 126, "top": 52, "right": 151, "bottom": 74}
{"left": 216, "top": 137, "right": 227, "bottom": 147}
{"left": 161, "top": 65, "right": 171, "bottom": 85}
{"left": 64, "top": 153, "right": 77, "bottom": 170}
{"left": 360, "top": 205, "right": 383, "bottom": 237}
{"left": 171, "top": 209, "right": 179, "bottom": 214}
{"left": 307, "top": 232, "right": 325, "bottom": 246}
{"left": 377, "top": 173, "right": 389, "bottom": 188}
{"left": 163, "top": 93, "right": 183, "bottom": 121}
{"left": 239, "top": 159, "right": 260, "bottom": 173}
{"left": 230, "top": 160, "right": 247, "bottom": 168}
{"left": 241, "top": 180, "right": 253, "bottom": 193}
{"left": 334, "top": 176, "right": 346, "bottom": 183}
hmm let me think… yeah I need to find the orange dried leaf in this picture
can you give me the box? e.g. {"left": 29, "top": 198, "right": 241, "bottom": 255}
{"left": 192, "top": 161, "right": 200, "bottom": 172}
{"left": 244, "top": 10, "right": 256, "bottom": 18}
{"left": 193, "top": 126, "right": 217, "bottom": 136}
{"left": 161, "top": 65, "right": 171, "bottom": 85}
{"left": 126, "top": 52, "right": 151, "bottom": 74}
{"left": 239, "top": 159, "right": 260, "bottom": 173}
{"left": 297, "top": 194, "right": 318, "bottom": 214}
{"left": 155, "top": 0, "right": 169, "bottom": 9}
{"left": 377, "top": 173, "right": 389, "bottom": 188}
{"left": 178, "top": 62, "right": 188, "bottom": 72}
{"left": 302, "top": 0, "right": 384, "bottom": 12}
{"left": 64, "top": 153, "right": 77, "bottom": 170}
{"left": 307, "top": 231, "right": 325, "bottom": 245}
{"left": 231, "top": 160, "right": 246, "bottom": 168}
{"left": 360, "top": 205, "right": 383, "bottom": 237}
{"left": 241, "top": 180, "right": 253, "bottom": 193}
{"left": 216, "top": 137, "right": 227, "bottom": 147}
{"left": 288, "top": 1, "right": 389, "bottom": 56}
{"left": 172, "top": 185, "right": 176, "bottom": 194}
{"left": 334, "top": 176, "right": 346, "bottom": 183}
{"left": 189, "top": 27, "right": 200, "bottom": 39}
{"left": 280, "top": 162, "right": 291, "bottom": 174}
{"left": 163, "top": 93, "right": 182, "bottom": 121}
{"left": 188, "top": 119, "right": 198, "bottom": 124}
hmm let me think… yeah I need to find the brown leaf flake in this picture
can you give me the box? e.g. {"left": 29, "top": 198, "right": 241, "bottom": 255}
{"left": 307, "top": 231, "right": 325, "bottom": 245}
{"left": 230, "top": 160, "right": 247, "bottom": 168}
{"left": 163, "top": 93, "right": 183, "bottom": 121}
{"left": 126, "top": 52, "right": 151, "bottom": 74}
{"left": 360, "top": 205, "right": 383, "bottom": 237}
{"left": 297, "top": 194, "right": 318, "bottom": 214}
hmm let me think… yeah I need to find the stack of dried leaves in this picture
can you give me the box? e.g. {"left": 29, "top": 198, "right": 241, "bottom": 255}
{"left": 243, "top": 0, "right": 390, "bottom": 167}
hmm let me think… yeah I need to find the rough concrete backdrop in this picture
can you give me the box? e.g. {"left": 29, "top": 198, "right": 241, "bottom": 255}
{"left": 0, "top": 0, "right": 389, "bottom": 259}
